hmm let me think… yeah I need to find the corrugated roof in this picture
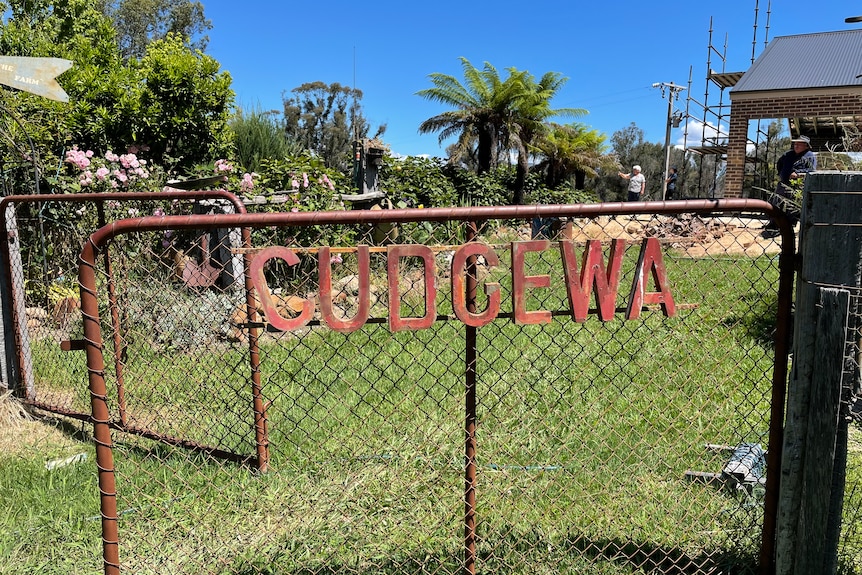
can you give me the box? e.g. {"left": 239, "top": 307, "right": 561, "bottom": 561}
{"left": 732, "top": 29, "right": 862, "bottom": 93}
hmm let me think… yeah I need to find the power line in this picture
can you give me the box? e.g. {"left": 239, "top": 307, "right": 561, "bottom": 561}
{"left": 652, "top": 82, "right": 687, "bottom": 200}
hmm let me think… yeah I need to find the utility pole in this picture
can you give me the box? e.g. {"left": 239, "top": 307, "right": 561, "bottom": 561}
{"left": 652, "top": 82, "right": 686, "bottom": 200}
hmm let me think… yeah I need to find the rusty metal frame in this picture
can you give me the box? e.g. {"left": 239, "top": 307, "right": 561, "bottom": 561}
{"left": 0, "top": 191, "right": 256, "bottom": 464}
{"left": 74, "top": 199, "right": 795, "bottom": 575}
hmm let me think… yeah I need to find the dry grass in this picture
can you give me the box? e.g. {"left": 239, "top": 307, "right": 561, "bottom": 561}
{"left": 0, "top": 391, "right": 80, "bottom": 458}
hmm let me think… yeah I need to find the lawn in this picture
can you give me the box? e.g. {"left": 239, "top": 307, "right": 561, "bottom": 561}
{"left": 2, "top": 234, "right": 861, "bottom": 575}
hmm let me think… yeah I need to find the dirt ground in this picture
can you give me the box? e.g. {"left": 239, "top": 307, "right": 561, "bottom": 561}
{"left": 566, "top": 214, "right": 785, "bottom": 258}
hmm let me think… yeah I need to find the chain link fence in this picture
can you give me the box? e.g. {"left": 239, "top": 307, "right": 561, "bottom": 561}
{"left": 833, "top": 287, "right": 862, "bottom": 575}
{"left": 2, "top": 198, "right": 859, "bottom": 574}
{"left": 0, "top": 191, "right": 246, "bottom": 420}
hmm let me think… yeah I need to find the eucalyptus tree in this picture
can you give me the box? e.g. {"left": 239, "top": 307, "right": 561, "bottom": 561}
{"left": 282, "top": 81, "right": 382, "bottom": 172}
{"left": 416, "top": 57, "right": 528, "bottom": 175}
{"left": 102, "top": 0, "right": 211, "bottom": 59}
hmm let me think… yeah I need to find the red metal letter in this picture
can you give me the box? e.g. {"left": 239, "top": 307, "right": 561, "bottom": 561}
{"left": 451, "top": 242, "right": 500, "bottom": 327}
{"left": 249, "top": 246, "right": 314, "bottom": 331}
{"left": 559, "top": 239, "right": 625, "bottom": 322}
{"left": 511, "top": 240, "right": 551, "bottom": 325}
{"left": 318, "top": 246, "right": 371, "bottom": 333}
{"left": 626, "top": 237, "right": 677, "bottom": 319}
{"left": 387, "top": 245, "right": 437, "bottom": 332}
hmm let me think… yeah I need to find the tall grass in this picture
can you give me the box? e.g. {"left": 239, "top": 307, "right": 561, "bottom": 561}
{"left": 230, "top": 106, "right": 302, "bottom": 173}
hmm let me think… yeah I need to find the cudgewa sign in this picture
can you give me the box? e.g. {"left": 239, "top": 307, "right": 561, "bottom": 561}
{"left": 250, "top": 238, "right": 676, "bottom": 333}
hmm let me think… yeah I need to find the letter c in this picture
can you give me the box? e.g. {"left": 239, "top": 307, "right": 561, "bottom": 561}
{"left": 249, "top": 246, "right": 314, "bottom": 331}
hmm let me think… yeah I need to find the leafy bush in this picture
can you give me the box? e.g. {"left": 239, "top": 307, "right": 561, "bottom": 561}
{"left": 378, "top": 156, "right": 457, "bottom": 208}
{"left": 528, "top": 181, "right": 598, "bottom": 205}
{"left": 441, "top": 165, "right": 511, "bottom": 206}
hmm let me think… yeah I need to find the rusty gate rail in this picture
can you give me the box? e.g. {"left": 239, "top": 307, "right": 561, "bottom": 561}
{"left": 0, "top": 190, "right": 249, "bottom": 415}
{"left": 76, "top": 199, "right": 796, "bottom": 575}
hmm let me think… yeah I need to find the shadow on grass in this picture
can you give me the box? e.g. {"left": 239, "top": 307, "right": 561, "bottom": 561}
{"left": 721, "top": 291, "right": 790, "bottom": 350}
{"left": 226, "top": 530, "right": 760, "bottom": 575}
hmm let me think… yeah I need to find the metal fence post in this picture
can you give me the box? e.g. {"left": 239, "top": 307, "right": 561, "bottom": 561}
{"left": 463, "top": 220, "right": 478, "bottom": 575}
{"left": 0, "top": 204, "right": 32, "bottom": 396}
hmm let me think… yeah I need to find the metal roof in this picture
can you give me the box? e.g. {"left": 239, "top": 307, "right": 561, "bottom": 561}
{"left": 732, "top": 29, "right": 862, "bottom": 93}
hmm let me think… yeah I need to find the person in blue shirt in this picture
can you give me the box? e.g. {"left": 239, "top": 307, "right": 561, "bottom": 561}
{"left": 665, "top": 166, "right": 678, "bottom": 200}
{"left": 762, "top": 135, "right": 817, "bottom": 238}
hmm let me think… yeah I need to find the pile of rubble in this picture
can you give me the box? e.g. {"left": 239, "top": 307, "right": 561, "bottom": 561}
{"left": 642, "top": 214, "right": 731, "bottom": 244}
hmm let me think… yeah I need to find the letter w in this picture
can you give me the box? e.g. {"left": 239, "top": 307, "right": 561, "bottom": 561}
{"left": 560, "top": 239, "right": 625, "bottom": 322}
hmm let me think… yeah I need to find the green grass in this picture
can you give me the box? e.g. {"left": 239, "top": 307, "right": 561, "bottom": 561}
{"left": 4, "top": 245, "right": 861, "bottom": 574}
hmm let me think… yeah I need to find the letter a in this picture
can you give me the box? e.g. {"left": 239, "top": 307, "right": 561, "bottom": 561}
{"left": 625, "top": 238, "right": 676, "bottom": 320}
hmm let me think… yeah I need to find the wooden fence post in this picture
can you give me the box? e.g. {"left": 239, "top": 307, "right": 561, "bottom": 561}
{"left": 775, "top": 171, "right": 862, "bottom": 575}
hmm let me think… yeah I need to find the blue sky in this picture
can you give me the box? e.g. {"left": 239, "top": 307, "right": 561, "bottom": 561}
{"left": 204, "top": 1, "right": 858, "bottom": 158}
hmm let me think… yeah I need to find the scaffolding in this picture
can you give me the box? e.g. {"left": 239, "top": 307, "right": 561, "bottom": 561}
{"left": 681, "top": 0, "right": 782, "bottom": 200}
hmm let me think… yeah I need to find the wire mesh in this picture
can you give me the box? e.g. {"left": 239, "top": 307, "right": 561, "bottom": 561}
{"left": 65, "top": 205, "right": 793, "bottom": 575}
{"left": 0, "top": 192, "right": 245, "bottom": 420}
{"left": 837, "top": 291, "right": 862, "bottom": 575}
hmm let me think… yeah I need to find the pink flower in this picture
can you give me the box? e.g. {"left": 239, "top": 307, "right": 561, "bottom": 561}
{"left": 330, "top": 254, "right": 343, "bottom": 265}
{"left": 119, "top": 154, "right": 139, "bottom": 169}
{"left": 290, "top": 207, "right": 300, "bottom": 213}
{"left": 302, "top": 172, "right": 309, "bottom": 188}
{"left": 95, "top": 167, "right": 110, "bottom": 181}
{"left": 291, "top": 179, "right": 300, "bottom": 189}
{"left": 322, "top": 174, "right": 335, "bottom": 191}
{"left": 65, "top": 149, "right": 91, "bottom": 170}
{"left": 214, "top": 159, "right": 234, "bottom": 173}
{"left": 240, "top": 172, "right": 256, "bottom": 192}
{"left": 105, "top": 151, "right": 119, "bottom": 163}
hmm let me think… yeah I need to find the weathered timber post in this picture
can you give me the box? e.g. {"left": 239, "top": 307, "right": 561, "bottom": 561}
{"left": 776, "top": 171, "right": 862, "bottom": 575}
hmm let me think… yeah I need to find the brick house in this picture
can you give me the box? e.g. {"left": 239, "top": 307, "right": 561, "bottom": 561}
{"left": 726, "top": 29, "right": 862, "bottom": 197}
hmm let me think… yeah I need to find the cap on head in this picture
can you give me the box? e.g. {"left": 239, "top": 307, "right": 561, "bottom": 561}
{"left": 791, "top": 135, "right": 811, "bottom": 147}
{"left": 632, "top": 165, "right": 642, "bottom": 172}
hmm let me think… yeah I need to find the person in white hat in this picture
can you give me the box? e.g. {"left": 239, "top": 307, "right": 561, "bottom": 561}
{"left": 762, "top": 135, "right": 816, "bottom": 237}
{"left": 618, "top": 165, "right": 646, "bottom": 201}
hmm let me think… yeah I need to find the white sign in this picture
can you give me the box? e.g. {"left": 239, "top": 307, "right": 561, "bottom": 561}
{"left": 0, "top": 56, "right": 72, "bottom": 102}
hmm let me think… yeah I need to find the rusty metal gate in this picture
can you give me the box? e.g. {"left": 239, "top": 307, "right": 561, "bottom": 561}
{"left": 0, "top": 191, "right": 247, "bottom": 422}
{"left": 24, "top": 200, "right": 800, "bottom": 574}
